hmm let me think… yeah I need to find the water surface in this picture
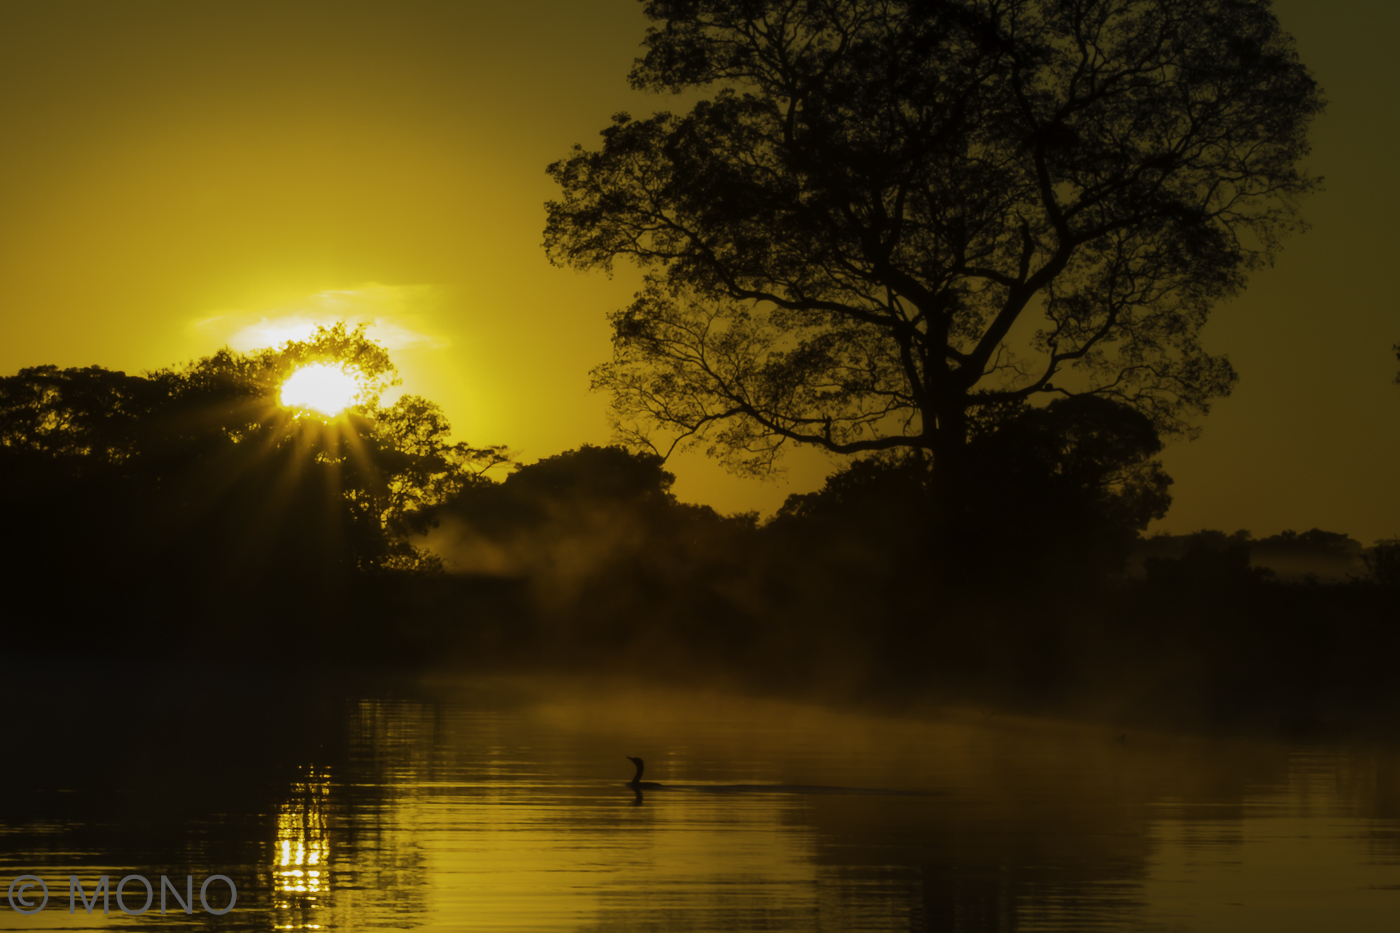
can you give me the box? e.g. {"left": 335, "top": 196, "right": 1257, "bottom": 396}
{"left": 2, "top": 670, "right": 1398, "bottom": 931}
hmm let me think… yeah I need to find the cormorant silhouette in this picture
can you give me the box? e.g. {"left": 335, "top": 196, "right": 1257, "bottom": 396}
{"left": 626, "top": 756, "right": 664, "bottom": 790}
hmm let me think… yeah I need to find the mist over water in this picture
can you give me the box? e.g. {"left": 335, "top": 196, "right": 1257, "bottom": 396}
{"left": 4, "top": 670, "right": 1400, "bottom": 932}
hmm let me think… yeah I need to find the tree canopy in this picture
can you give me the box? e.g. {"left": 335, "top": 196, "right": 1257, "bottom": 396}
{"left": 546, "top": 0, "right": 1323, "bottom": 480}
{"left": 773, "top": 394, "right": 1170, "bottom": 583}
{"left": 0, "top": 324, "right": 509, "bottom": 620}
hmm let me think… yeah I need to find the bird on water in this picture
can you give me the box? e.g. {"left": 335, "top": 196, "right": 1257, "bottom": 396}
{"left": 626, "top": 756, "right": 664, "bottom": 790}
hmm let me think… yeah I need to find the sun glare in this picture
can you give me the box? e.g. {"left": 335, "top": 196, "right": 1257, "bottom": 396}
{"left": 280, "top": 364, "right": 363, "bottom": 415}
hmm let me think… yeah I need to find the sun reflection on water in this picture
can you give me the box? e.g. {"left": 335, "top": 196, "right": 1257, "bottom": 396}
{"left": 273, "top": 765, "right": 332, "bottom": 930}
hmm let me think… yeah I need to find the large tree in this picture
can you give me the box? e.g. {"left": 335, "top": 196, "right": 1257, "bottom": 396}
{"left": 545, "top": 0, "right": 1323, "bottom": 493}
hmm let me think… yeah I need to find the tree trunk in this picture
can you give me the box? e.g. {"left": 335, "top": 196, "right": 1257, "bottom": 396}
{"left": 928, "top": 398, "right": 972, "bottom": 588}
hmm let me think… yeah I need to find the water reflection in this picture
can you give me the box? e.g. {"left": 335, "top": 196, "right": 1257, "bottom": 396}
{"left": 4, "top": 674, "right": 1400, "bottom": 931}
{"left": 274, "top": 765, "right": 332, "bottom": 930}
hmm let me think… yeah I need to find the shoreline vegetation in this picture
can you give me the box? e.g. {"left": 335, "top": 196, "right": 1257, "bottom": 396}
{"left": 1, "top": 333, "right": 1396, "bottom": 739}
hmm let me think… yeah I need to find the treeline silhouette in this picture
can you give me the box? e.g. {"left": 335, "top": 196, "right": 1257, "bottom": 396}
{"left": 3, "top": 341, "right": 1397, "bottom": 728}
{"left": 0, "top": 326, "right": 506, "bottom": 662}
{"left": 413, "top": 442, "right": 1396, "bottom": 729}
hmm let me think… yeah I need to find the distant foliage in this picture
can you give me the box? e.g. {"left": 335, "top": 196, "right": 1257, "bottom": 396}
{"left": 772, "top": 395, "right": 1171, "bottom": 591}
{"left": 1368, "top": 539, "right": 1400, "bottom": 587}
{"left": 414, "top": 445, "right": 759, "bottom": 664}
{"left": 0, "top": 325, "right": 507, "bottom": 653}
{"left": 1142, "top": 530, "right": 1273, "bottom": 594}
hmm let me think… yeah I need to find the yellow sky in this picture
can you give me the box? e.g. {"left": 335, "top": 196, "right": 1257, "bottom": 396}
{"left": 0, "top": 0, "right": 1396, "bottom": 541}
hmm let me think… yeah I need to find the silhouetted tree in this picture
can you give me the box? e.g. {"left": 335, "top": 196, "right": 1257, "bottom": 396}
{"left": 966, "top": 395, "right": 1171, "bottom": 579}
{"left": 414, "top": 445, "right": 681, "bottom": 542}
{"left": 0, "top": 324, "right": 507, "bottom": 649}
{"left": 1256, "top": 529, "right": 1360, "bottom": 555}
{"left": 775, "top": 453, "right": 930, "bottom": 529}
{"left": 414, "top": 445, "right": 760, "bottom": 664}
{"left": 499, "top": 443, "right": 680, "bottom": 508}
{"left": 1244, "top": 528, "right": 1363, "bottom": 583}
{"left": 1368, "top": 539, "right": 1400, "bottom": 587}
{"left": 0, "top": 364, "right": 160, "bottom": 463}
{"left": 547, "top": 0, "right": 1324, "bottom": 521}
{"left": 773, "top": 395, "right": 1169, "bottom": 589}
{"left": 1142, "top": 530, "right": 1271, "bottom": 596}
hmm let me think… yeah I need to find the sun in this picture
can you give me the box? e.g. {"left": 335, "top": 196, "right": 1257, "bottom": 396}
{"left": 280, "top": 363, "right": 363, "bottom": 415}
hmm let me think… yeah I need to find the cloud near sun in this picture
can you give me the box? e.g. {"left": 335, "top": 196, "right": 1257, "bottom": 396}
{"left": 192, "top": 284, "right": 448, "bottom": 354}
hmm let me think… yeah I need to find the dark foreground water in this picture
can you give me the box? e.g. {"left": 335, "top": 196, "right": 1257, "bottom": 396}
{"left": 3, "top": 667, "right": 1400, "bottom": 931}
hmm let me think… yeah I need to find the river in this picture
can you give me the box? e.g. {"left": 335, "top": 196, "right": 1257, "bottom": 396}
{"left": 2, "top": 667, "right": 1397, "bottom": 931}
